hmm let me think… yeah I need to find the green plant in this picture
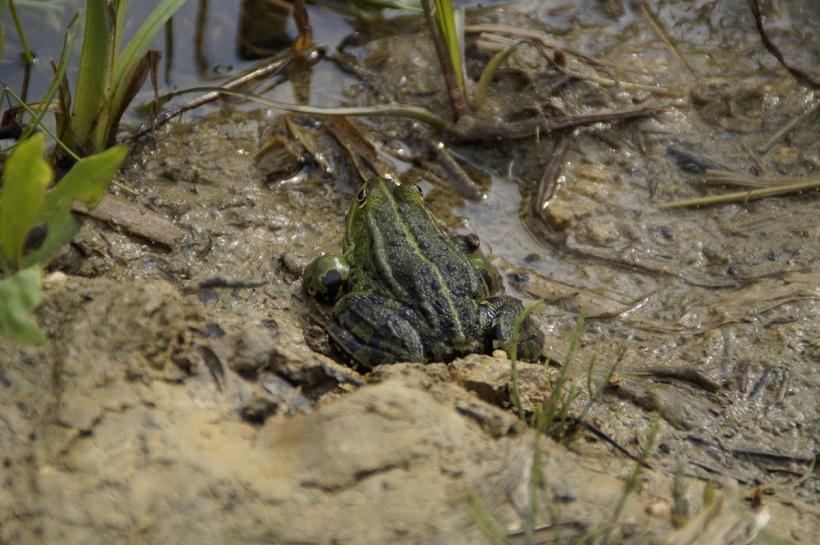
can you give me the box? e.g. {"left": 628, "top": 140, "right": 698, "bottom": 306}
{"left": 419, "top": 0, "right": 522, "bottom": 119}
{"left": 54, "top": 0, "right": 185, "bottom": 157}
{"left": 0, "top": 133, "right": 126, "bottom": 343}
{"left": 421, "top": 0, "right": 467, "bottom": 119}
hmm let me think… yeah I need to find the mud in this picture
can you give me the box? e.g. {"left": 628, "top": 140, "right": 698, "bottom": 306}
{"left": 1, "top": 0, "right": 818, "bottom": 543}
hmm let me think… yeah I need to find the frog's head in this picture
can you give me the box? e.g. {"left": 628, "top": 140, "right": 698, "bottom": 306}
{"left": 343, "top": 177, "right": 424, "bottom": 259}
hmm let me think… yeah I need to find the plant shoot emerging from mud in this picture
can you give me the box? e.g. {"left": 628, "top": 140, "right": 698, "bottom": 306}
{"left": 0, "top": 133, "right": 126, "bottom": 343}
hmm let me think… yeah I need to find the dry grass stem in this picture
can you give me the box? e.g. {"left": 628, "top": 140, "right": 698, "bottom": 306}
{"left": 661, "top": 175, "right": 820, "bottom": 208}
{"left": 758, "top": 99, "right": 819, "bottom": 155}
{"left": 639, "top": 4, "right": 696, "bottom": 78}
{"left": 476, "top": 35, "right": 680, "bottom": 97}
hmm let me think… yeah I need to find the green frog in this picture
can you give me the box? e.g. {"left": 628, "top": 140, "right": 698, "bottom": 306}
{"left": 303, "top": 177, "right": 544, "bottom": 367}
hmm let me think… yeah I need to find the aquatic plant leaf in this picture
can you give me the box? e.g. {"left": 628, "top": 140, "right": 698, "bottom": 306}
{"left": 110, "top": 0, "right": 185, "bottom": 124}
{"left": 421, "top": 0, "right": 467, "bottom": 118}
{"left": 0, "top": 133, "right": 52, "bottom": 268}
{"left": 0, "top": 265, "right": 45, "bottom": 344}
{"left": 70, "top": 0, "right": 116, "bottom": 154}
{"left": 434, "top": 0, "right": 465, "bottom": 93}
{"left": 22, "top": 144, "right": 128, "bottom": 268}
{"left": 107, "top": 50, "right": 159, "bottom": 145}
{"left": 473, "top": 42, "right": 521, "bottom": 110}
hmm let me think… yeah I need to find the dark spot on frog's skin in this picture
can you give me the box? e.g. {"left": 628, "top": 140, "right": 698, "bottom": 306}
{"left": 524, "top": 253, "right": 541, "bottom": 263}
{"left": 767, "top": 251, "right": 777, "bottom": 261}
{"left": 659, "top": 226, "right": 674, "bottom": 241}
{"left": 726, "top": 264, "right": 741, "bottom": 277}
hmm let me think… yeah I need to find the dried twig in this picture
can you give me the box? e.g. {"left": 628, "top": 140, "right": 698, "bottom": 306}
{"left": 323, "top": 117, "right": 395, "bottom": 179}
{"left": 660, "top": 175, "right": 820, "bottom": 208}
{"left": 466, "top": 23, "right": 608, "bottom": 67}
{"left": 639, "top": 4, "right": 696, "bottom": 78}
{"left": 429, "top": 140, "right": 483, "bottom": 199}
{"left": 477, "top": 35, "right": 680, "bottom": 97}
{"left": 457, "top": 104, "right": 667, "bottom": 141}
{"left": 534, "top": 135, "right": 571, "bottom": 217}
{"left": 73, "top": 195, "right": 185, "bottom": 248}
{"left": 758, "top": 99, "right": 819, "bottom": 155}
{"left": 130, "top": 47, "right": 325, "bottom": 140}
{"left": 704, "top": 169, "right": 808, "bottom": 189}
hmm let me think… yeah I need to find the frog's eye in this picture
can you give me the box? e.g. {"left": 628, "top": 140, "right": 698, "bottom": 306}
{"left": 414, "top": 184, "right": 423, "bottom": 197}
{"left": 356, "top": 188, "right": 368, "bottom": 203}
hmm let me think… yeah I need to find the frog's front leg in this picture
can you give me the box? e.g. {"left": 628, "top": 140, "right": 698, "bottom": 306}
{"left": 329, "top": 291, "right": 426, "bottom": 367}
{"left": 479, "top": 296, "right": 544, "bottom": 361}
{"left": 302, "top": 255, "right": 350, "bottom": 302}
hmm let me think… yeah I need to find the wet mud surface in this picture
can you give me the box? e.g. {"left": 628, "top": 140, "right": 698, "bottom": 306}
{"left": 1, "top": 1, "right": 818, "bottom": 543}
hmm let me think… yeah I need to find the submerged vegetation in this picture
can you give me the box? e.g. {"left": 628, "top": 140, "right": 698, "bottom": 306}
{"left": 2, "top": 0, "right": 185, "bottom": 158}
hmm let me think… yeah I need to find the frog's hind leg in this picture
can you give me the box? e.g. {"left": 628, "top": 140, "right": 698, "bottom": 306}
{"left": 480, "top": 296, "right": 544, "bottom": 361}
{"left": 330, "top": 292, "right": 426, "bottom": 367}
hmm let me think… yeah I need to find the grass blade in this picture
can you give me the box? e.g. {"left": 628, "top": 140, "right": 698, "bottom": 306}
{"left": 110, "top": 0, "right": 185, "bottom": 128}
{"left": 659, "top": 175, "right": 820, "bottom": 208}
{"left": 4, "top": 86, "right": 80, "bottom": 161}
{"left": 421, "top": 0, "right": 467, "bottom": 119}
{"left": 157, "top": 86, "right": 454, "bottom": 133}
{"left": 19, "top": 12, "right": 79, "bottom": 142}
{"left": 473, "top": 41, "right": 521, "bottom": 110}
{"left": 7, "top": 0, "right": 34, "bottom": 64}
{"left": 435, "top": 0, "right": 465, "bottom": 93}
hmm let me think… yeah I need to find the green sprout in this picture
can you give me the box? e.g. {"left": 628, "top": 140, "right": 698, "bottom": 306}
{"left": 0, "top": 133, "right": 127, "bottom": 343}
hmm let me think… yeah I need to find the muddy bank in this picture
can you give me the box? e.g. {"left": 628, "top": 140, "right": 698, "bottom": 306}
{"left": 1, "top": 0, "right": 818, "bottom": 543}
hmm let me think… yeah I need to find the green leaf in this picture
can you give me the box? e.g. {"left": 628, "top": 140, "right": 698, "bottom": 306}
{"left": 70, "top": 0, "right": 116, "bottom": 154}
{"left": 110, "top": 0, "right": 185, "bottom": 131}
{"left": 22, "top": 143, "right": 128, "bottom": 268}
{"left": 20, "top": 210, "right": 81, "bottom": 270}
{"left": 0, "top": 265, "right": 45, "bottom": 344}
{"left": 473, "top": 42, "right": 522, "bottom": 110}
{"left": 0, "top": 133, "right": 53, "bottom": 268}
{"left": 42, "top": 144, "right": 128, "bottom": 215}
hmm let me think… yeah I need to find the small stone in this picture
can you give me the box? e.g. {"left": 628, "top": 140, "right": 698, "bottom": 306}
{"left": 581, "top": 218, "right": 620, "bottom": 245}
{"left": 231, "top": 324, "right": 277, "bottom": 375}
{"left": 239, "top": 394, "right": 279, "bottom": 424}
{"left": 280, "top": 252, "right": 303, "bottom": 276}
{"left": 492, "top": 350, "right": 508, "bottom": 359}
{"left": 646, "top": 501, "right": 671, "bottom": 518}
{"left": 774, "top": 146, "right": 798, "bottom": 166}
{"left": 44, "top": 271, "right": 68, "bottom": 286}
{"left": 574, "top": 164, "right": 608, "bottom": 182}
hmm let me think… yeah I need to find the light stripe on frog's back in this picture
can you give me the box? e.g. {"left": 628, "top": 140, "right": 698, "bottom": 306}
{"left": 367, "top": 186, "right": 468, "bottom": 345}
